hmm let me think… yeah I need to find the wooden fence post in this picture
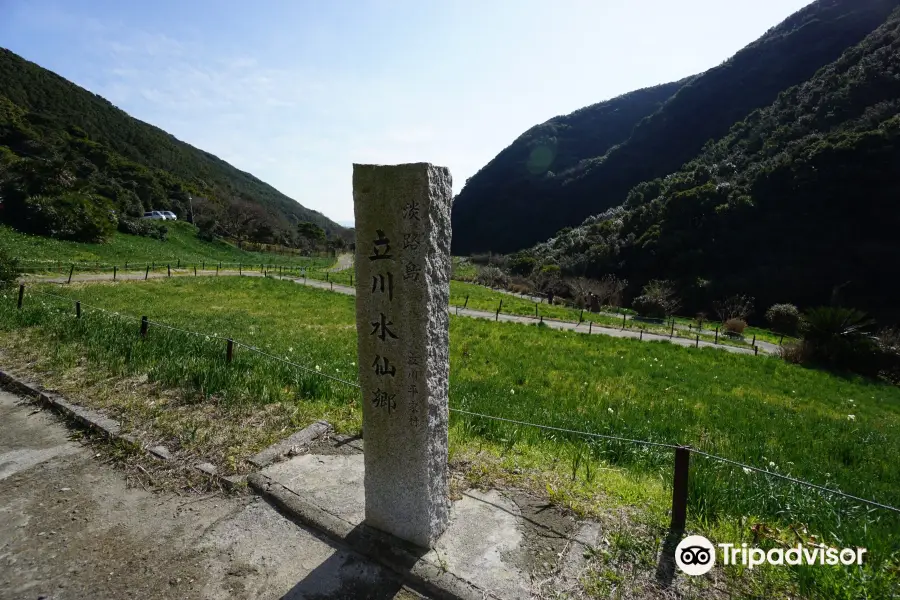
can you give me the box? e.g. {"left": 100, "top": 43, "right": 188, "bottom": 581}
{"left": 715, "top": 327, "right": 719, "bottom": 344}
{"left": 194, "top": 265, "right": 197, "bottom": 276}
{"left": 145, "top": 266, "right": 150, "bottom": 280}
{"left": 463, "top": 295, "right": 469, "bottom": 309}
{"left": 239, "top": 263, "right": 242, "bottom": 276}
{"left": 589, "top": 321, "right": 592, "bottom": 334}
{"left": 622, "top": 314, "right": 626, "bottom": 330}
{"left": 754, "top": 346, "right": 759, "bottom": 356}
{"left": 671, "top": 446, "right": 690, "bottom": 531}
{"left": 639, "top": 329, "right": 643, "bottom": 341}
{"left": 17, "top": 284, "right": 24, "bottom": 309}
{"left": 113, "top": 266, "right": 117, "bottom": 281}
{"left": 579, "top": 309, "right": 584, "bottom": 323}
{"left": 695, "top": 334, "right": 699, "bottom": 347}
{"left": 167, "top": 264, "right": 171, "bottom": 277}
{"left": 140, "top": 316, "right": 148, "bottom": 338}
{"left": 226, "top": 339, "right": 234, "bottom": 363}
{"left": 67, "top": 265, "right": 74, "bottom": 284}
{"left": 670, "top": 320, "right": 675, "bottom": 338}
{"left": 752, "top": 334, "right": 756, "bottom": 346}
{"left": 75, "top": 301, "right": 81, "bottom": 319}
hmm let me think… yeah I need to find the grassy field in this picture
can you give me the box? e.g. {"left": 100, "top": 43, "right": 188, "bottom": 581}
{"left": 2, "top": 277, "right": 898, "bottom": 598}
{"left": 449, "top": 281, "right": 766, "bottom": 349}
{"left": 1, "top": 223, "right": 334, "bottom": 269}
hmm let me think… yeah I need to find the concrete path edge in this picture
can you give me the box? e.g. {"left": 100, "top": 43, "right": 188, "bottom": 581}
{"left": 246, "top": 471, "right": 496, "bottom": 600}
{"left": 0, "top": 369, "right": 244, "bottom": 491}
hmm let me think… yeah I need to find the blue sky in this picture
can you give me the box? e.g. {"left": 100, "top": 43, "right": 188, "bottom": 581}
{"left": 1, "top": 0, "right": 810, "bottom": 225}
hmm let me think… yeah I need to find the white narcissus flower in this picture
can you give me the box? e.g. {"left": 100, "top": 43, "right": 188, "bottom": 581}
{"left": 847, "top": 414, "right": 856, "bottom": 421}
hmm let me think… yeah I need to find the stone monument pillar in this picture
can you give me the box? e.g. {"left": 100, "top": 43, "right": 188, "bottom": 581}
{"left": 352, "top": 162, "right": 452, "bottom": 548}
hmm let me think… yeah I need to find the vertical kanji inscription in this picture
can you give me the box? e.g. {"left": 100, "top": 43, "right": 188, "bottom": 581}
{"left": 353, "top": 163, "right": 452, "bottom": 549}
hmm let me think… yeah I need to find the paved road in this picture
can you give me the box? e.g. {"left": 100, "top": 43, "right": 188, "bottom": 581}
{"left": 0, "top": 390, "right": 421, "bottom": 600}
{"left": 24, "top": 269, "right": 765, "bottom": 356}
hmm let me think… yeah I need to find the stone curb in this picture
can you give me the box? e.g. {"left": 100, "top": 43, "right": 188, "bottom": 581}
{"left": 248, "top": 420, "right": 332, "bottom": 468}
{"left": 0, "top": 369, "right": 244, "bottom": 492}
{"left": 246, "top": 472, "right": 499, "bottom": 600}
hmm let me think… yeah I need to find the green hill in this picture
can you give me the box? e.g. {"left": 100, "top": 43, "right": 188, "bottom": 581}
{"left": 451, "top": 0, "right": 899, "bottom": 255}
{"left": 522, "top": 6, "right": 900, "bottom": 323}
{"left": 1, "top": 221, "right": 332, "bottom": 268}
{"left": 0, "top": 47, "right": 344, "bottom": 247}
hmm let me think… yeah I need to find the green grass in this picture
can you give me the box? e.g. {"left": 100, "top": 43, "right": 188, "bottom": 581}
{"left": 2, "top": 277, "right": 898, "bottom": 598}
{"left": 2, "top": 223, "right": 334, "bottom": 270}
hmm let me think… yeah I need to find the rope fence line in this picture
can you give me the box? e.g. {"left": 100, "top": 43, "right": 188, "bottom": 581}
{"left": 13, "top": 285, "right": 900, "bottom": 518}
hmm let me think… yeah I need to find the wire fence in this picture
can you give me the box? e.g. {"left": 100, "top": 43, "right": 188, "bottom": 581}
{"left": 12, "top": 284, "right": 900, "bottom": 521}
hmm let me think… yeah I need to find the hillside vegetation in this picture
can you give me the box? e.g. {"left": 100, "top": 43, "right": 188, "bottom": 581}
{"left": 0, "top": 48, "right": 345, "bottom": 247}
{"left": 1, "top": 221, "right": 331, "bottom": 268}
{"left": 522, "top": 7, "right": 900, "bottom": 323}
{"left": 451, "top": 0, "right": 899, "bottom": 255}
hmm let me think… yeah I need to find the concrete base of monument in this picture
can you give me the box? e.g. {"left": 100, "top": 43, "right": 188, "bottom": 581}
{"left": 247, "top": 444, "right": 601, "bottom": 600}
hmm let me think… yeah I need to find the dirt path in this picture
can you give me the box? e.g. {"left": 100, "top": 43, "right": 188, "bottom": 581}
{"left": 23, "top": 270, "right": 765, "bottom": 356}
{"left": 0, "top": 390, "right": 421, "bottom": 600}
{"left": 328, "top": 253, "right": 354, "bottom": 272}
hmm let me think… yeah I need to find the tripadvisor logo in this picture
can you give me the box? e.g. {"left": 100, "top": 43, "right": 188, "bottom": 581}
{"left": 675, "top": 535, "right": 867, "bottom": 576}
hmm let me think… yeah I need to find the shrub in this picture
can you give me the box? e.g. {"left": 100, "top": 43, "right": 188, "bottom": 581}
{"left": 18, "top": 192, "right": 117, "bottom": 242}
{"left": 507, "top": 254, "right": 536, "bottom": 277}
{"left": 0, "top": 246, "right": 19, "bottom": 288}
{"left": 766, "top": 303, "right": 801, "bottom": 336}
{"left": 713, "top": 294, "right": 754, "bottom": 323}
{"left": 724, "top": 318, "right": 747, "bottom": 335}
{"left": 632, "top": 279, "right": 680, "bottom": 319}
{"left": 876, "top": 327, "right": 900, "bottom": 383}
{"left": 800, "top": 307, "right": 878, "bottom": 373}
{"left": 778, "top": 340, "right": 810, "bottom": 364}
{"left": 475, "top": 265, "right": 508, "bottom": 288}
{"left": 117, "top": 217, "right": 168, "bottom": 241}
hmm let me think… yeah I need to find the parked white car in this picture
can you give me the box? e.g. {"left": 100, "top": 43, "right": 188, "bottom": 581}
{"left": 162, "top": 211, "right": 178, "bottom": 220}
{"left": 142, "top": 211, "right": 168, "bottom": 220}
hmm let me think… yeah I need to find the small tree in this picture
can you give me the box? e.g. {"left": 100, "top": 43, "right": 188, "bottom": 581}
{"left": 594, "top": 274, "right": 628, "bottom": 308}
{"left": 632, "top": 280, "right": 680, "bottom": 319}
{"left": 475, "top": 265, "right": 508, "bottom": 288}
{"left": 297, "top": 221, "right": 326, "bottom": 244}
{"left": 530, "top": 265, "right": 562, "bottom": 304}
{"left": 713, "top": 294, "right": 754, "bottom": 323}
{"left": 765, "top": 303, "right": 801, "bottom": 336}
{"left": 567, "top": 277, "right": 595, "bottom": 309}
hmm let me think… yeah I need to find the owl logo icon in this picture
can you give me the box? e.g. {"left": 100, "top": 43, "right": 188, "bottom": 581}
{"left": 675, "top": 535, "right": 716, "bottom": 576}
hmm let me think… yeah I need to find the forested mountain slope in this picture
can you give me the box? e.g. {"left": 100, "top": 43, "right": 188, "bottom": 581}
{"left": 526, "top": 6, "right": 900, "bottom": 322}
{"left": 451, "top": 0, "right": 899, "bottom": 255}
{"left": 0, "top": 48, "right": 343, "bottom": 245}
